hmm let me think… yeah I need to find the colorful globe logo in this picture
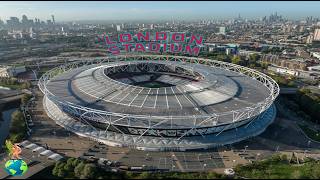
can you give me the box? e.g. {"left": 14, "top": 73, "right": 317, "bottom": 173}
{"left": 4, "top": 159, "right": 28, "bottom": 176}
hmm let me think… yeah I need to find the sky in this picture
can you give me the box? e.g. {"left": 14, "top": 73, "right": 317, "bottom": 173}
{"left": 0, "top": 1, "right": 320, "bottom": 22}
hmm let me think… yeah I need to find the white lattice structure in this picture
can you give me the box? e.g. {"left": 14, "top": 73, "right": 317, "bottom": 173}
{"left": 39, "top": 55, "right": 279, "bottom": 151}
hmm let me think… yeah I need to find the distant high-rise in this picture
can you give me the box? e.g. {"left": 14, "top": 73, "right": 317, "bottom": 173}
{"left": 314, "top": 29, "right": 320, "bottom": 41}
{"left": 29, "top": 27, "right": 33, "bottom": 38}
{"left": 116, "top": 25, "right": 121, "bottom": 32}
{"left": 219, "top": 27, "right": 226, "bottom": 35}
{"left": 22, "top": 15, "right": 28, "bottom": 23}
{"left": 0, "top": 18, "right": 4, "bottom": 27}
{"left": 51, "top": 15, "right": 55, "bottom": 24}
{"left": 47, "top": 20, "right": 52, "bottom": 25}
{"left": 7, "top": 17, "right": 20, "bottom": 30}
{"left": 150, "top": 24, "right": 154, "bottom": 30}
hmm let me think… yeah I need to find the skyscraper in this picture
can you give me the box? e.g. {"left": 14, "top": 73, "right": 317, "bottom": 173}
{"left": 314, "top": 29, "right": 320, "bottom": 41}
{"left": 0, "top": 18, "right": 4, "bottom": 27}
{"left": 51, "top": 15, "right": 55, "bottom": 24}
{"left": 116, "top": 25, "right": 121, "bottom": 32}
{"left": 7, "top": 17, "right": 20, "bottom": 30}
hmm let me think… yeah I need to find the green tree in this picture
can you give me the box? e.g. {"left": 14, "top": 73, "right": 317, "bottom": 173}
{"left": 232, "top": 55, "right": 241, "bottom": 65}
{"left": 74, "top": 162, "right": 85, "bottom": 178}
{"left": 21, "top": 94, "right": 32, "bottom": 105}
{"left": 21, "top": 81, "right": 31, "bottom": 89}
{"left": 81, "top": 163, "right": 97, "bottom": 179}
{"left": 138, "top": 172, "right": 151, "bottom": 179}
{"left": 249, "top": 53, "right": 260, "bottom": 64}
{"left": 10, "top": 110, "right": 25, "bottom": 134}
{"left": 52, "top": 162, "right": 67, "bottom": 178}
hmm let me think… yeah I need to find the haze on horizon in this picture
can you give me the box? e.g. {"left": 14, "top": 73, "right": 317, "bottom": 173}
{"left": 0, "top": 1, "right": 320, "bottom": 22}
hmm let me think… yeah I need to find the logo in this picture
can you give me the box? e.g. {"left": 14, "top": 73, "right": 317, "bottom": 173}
{"left": 3, "top": 140, "right": 28, "bottom": 176}
{"left": 95, "top": 31, "right": 204, "bottom": 56}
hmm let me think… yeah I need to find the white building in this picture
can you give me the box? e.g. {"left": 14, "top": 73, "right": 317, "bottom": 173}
{"left": 268, "top": 65, "right": 298, "bottom": 76}
{"left": 307, "top": 65, "right": 320, "bottom": 72}
{"left": 116, "top": 25, "right": 121, "bottom": 32}
{"left": 268, "top": 65, "right": 320, "bottom": 80}
{"left": 219, "top": 27, "right": 226, "bottom": 35}
{"left": 311, "top": 52, "right": 320, "bottom": 60}
{"left": 314, "top": 29, "right": 320, "bottom": 41}
{"left": 0, "top": 66, "right": 26, "bottom": 77}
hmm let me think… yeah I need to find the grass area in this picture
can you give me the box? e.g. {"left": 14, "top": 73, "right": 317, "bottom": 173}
{"left": 0, "top": 78, "right": 31, "bottom": 90}
{"left": 0, "top": 83, "right": 21, "bottom": 90}
{"left": 0, "top": 82, "right": 22, "bottom": 90}
{"left": 298, "top": 124, "right": 320, "bottom": 142}
{"left": 234, "top": 154, "right": 320, "bottom": 179}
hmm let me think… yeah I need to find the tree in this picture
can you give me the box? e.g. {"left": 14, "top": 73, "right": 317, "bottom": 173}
{"left": 21, "top": 94, "right": 32, "bottom": 105}
{"left": 139, "top": 172, "right": 151, "bottom": 179}
{"left": 10, "top": 110, "right": 25, "bottom": 134}
{"left": 232, "top": 55, "right": 241, "bottom": 65}
{"left": 52, "top": 162, "right": 67, "bottom": 178}
{"left": 249, "top": 53, "right": 260, "bottom": 64}
{"left": 82, "top": 163, "right": 97, "bottom": 179}
{"left": 21, "top": 81, "right": 31, "bottom": 89}
{"left": 74, "top": 162, "right": 85, "bottom": 178}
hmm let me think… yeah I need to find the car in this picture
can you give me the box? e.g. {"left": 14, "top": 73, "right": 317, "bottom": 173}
{"left": 87, "top": 156, "right": 98, "bottom": 162}
{"left": 111, "top": 168, "right": 118, "bottom": 172}
{"left": 112, "top": 161, "right": 120, "bottom": 166}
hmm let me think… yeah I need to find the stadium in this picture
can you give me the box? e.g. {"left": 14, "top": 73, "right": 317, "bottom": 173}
{"left": 38, "top": 54, "right": 279, "bottom": 151}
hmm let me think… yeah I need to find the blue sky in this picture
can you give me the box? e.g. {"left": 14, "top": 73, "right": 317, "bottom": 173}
{"left": 0, "top": 1, "right": 319, "bottom": 21}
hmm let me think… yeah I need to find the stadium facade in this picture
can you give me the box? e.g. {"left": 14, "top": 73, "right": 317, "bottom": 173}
{"left": 39, "top": 55, "right": 279, "bottom": 151}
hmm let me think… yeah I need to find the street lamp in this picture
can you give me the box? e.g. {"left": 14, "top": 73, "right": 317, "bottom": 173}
{"left": 203, "top": 163, "right": 207, "bottom": 170}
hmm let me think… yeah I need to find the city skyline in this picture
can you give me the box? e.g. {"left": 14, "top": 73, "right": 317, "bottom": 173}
{"left": 0, "top": 1, "right": 320, "bottom": 22}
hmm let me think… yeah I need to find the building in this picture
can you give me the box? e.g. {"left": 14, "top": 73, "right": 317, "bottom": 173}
{"left": 307, "top": 65, "right": 320, "bottom": 72}
{"left": 51, "top": 15, "right": 55, "bottom": 24}
{"left": 0, "top": 66, "right": 26, "bottom": 77}
{"left": 311, "top": 52, "right": 320, "bottom": 60}
{"left": 219, "top": 27, "right": 226, "bottom": 35}
{"left": 268, "top": 65, "right": 298, "bottom": 76}
{"left": 116, "top": 25, "right": 121, "bottom": 32}
{"left": 307, "top": 34, "right": 314, "bottom": 44}
{"left": 262, "top": 55, "right": 310, "bottom": 71}
{"left": 268, "top": 64, "right": 320, "bottom": 80}
{"left": 314, "top": 29, "right": 320, "bottom": 41}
